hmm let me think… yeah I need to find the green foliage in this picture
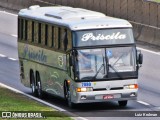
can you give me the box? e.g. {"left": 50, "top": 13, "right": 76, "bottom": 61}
{"left": 151, "top": 0, "right": 160, "bottom": 2}
{"left": 0, "top": 87, "right": 72, "bottom": 120}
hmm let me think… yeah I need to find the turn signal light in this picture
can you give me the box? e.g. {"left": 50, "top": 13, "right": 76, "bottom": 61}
{"left": 76, "top": 87, "right": 93, "bottom": 92}
{"left": 67, "top": 80, "right": 70, "bottom": 84}
{"left": 124, "top": 84, "right": 138, "bottom": 89}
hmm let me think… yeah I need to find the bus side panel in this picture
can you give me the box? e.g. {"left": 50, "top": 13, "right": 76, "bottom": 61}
{"left": 36, "top": 63, "right": 69, "bottom": 98}
{"left": 19, "top": 58, "right": 32, "bottom": 88}
{"left": 18, "top": 42, "right": 70, "bottom": 98}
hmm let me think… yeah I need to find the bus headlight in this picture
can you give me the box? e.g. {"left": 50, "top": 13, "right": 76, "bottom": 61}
{"left": 124, "top": 84, "right": 138, "bottom": 89}
{"left": 76, "top": 87, "right": 93, "bottom": 92}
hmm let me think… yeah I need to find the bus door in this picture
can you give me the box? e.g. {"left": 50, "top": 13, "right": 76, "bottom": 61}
{"left": 66, "top": 52, "right": 74, "bottom": 80}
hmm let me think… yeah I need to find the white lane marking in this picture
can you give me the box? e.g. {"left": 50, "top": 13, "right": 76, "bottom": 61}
{"left": 156, "top": 107, "right": 160, "bottom": 110}
{"left": 0, "top": 82, "right": 88, "bottom": 120}
{"left": 137, "top": 47, "right": 160, "bottom": 56}
{"left": 0, "top": 53, "right": 17, "bottom": 61}
{"left": 8, "top": 58, "right": 17, "bottom": 61}
{"left": 76, "top": 117, "right": 89, "bottom": 120}
{"left": 11, "top": 34, "right": 17, "bottom": 37}
{"left": 0, "top": 11, "right": 17, "bottom": 16}
{"left": 137, "top": 101, "right": 150, "bottom": 106}
{"left": 0, "top": 54, "right": 6, "bottom": 57}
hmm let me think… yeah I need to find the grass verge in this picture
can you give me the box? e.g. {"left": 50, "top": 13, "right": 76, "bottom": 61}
{"left": 151, "top": 0, "right": 160, "bottom": 2}
{"left": 0, "top": 86, "right": 72, "bottom": 120}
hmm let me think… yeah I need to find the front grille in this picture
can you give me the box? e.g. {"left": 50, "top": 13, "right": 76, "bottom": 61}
{"left": 93, "top": 88, "right": 106, "bottom": 91}
{"left": 93, "top": 87, "right": 123, "bottom": 91}
{"left": 110, "top": 87, "right": 123, "bottom": 90}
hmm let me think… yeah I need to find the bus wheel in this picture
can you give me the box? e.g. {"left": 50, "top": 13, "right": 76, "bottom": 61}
{"left": 64, "top": 81, "right": 68, "bottom": 100}
{"left": 118, "top": 100, "right": 128, "bottom": 107}
{"left": 67, "top": 90, "right": 75, "bottom": 108}
{"left": 31, "top": 73, "right": 37, "bottom": 96}
{"left": 37, "top": 73, "right": 43, "bottom": 99}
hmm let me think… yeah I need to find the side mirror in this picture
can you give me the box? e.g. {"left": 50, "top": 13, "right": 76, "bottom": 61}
{"left": 139, "top": 53, "right": 143, "bottom": 65}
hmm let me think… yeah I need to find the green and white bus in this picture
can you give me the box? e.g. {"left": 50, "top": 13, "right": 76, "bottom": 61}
{"left": 18, "top": 5, "right": 143, "bottom": 108}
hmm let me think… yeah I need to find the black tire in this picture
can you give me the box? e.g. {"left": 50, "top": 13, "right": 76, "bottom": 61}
{"left": 64, "top": 82, "right": 74, "bottom": 108}
{"left": 31, "top": 72, "right": 37, "bottom": 96}
{"left": 118, "top": 100, "right": 128, "bottom": 107}
{"left": 37, "top": 73, "right": 43, "bottom": 99}
{"left": 64, "top": 81, "right": 68, "bottom": 100}
{"left": 64, "top": 81, "right": 76, "bottom": 108}
{"left": 67, "top": 90, "right": 75, "bottom": 108}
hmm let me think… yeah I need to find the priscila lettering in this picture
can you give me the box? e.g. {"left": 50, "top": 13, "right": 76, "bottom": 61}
{"left": 23, "top": 45, "right": 47, "bottom": 63}
{"left": 81, "top": 32, "right": 126, "bottom": 41}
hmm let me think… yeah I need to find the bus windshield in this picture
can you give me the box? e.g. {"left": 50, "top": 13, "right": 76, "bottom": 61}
{"left": 73, "top": 28, "right": 134, "bottom": 47}
{"left": 75, "top": 47, "right": 136, "bottom": 80}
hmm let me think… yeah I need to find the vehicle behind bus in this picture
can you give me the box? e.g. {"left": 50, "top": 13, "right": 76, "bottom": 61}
{"left": 18, "top": 6, "right": 143, "bottom": 108}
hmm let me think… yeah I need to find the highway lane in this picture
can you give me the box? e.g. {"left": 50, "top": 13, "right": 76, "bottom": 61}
{"left": 0, "top": 10, "right": 17, "bottom": 35}
{"left": 0, "top": 30, "right": 159, "bottom": 120}
{"left": 137, "top": 43, "right": 160, "bottom": 108}
{"left": 0, "top": 10, "right": 160, "bottom": 119}
{"left": 0, "top": 33, "right": 31, "bottom": 93}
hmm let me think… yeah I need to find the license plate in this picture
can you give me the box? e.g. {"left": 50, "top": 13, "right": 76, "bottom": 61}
{"left": 103, "top": 95, "right": 114, "bottom": 99}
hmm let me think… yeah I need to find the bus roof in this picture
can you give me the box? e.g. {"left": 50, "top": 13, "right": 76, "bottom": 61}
{"left": 18, "top": 6, "right": 132, "bottom": 30}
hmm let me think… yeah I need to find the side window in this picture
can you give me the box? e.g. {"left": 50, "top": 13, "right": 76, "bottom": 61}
{"left": 38, "top": 23, "right": 41, "bottom": 44}
{"left": 24, "top": 20, "right": 28, "bottom": 41}
{"left": 48, "top": 25, "right": 52, "bottom": 47}
{"left": 28, "top": 20, "right": 32, "bottom": 42}
{"left": 18, "top": 18, "right": 21, "bottom": 40}
{"left": 32, "top": 21, "right": 34, "bottom": 42}
{"left": 52, "top": 26, "right": 54, "bottom": 47}
{"left": 54, "top": 26, "right": 59, "bottom": 49}
{"left": 41, "top": 23, "right": 45, "bottom": 45}
{"left": 60, "top": 28, "right": 67, "bottom": 51}
{"left": 63, "top": 29, "right": 68, "bottom": 51}
{"left": 22, "top": 19, "right": 25, "bottom": 40}
{"left": 67, "top": 30, "right": 72, "bottom": 50}
{"left": 34, "top": 22, "right": 38, "bottom": 43}
{"left": 45, "top": 24, "right": 48, "bottom": 46}
{"left": 58, "top": 27, "right": 67, "bottom": 51}
{"left": 58, "top": 27, "right": 61, "bottom": 49}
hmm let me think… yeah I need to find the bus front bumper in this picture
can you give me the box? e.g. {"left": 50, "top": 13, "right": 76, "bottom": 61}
{"left": 72, "top": 89, "right": 138, "bottom": 104}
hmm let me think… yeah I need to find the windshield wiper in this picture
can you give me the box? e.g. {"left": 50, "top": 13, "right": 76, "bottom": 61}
{"left": 105, "top": 56, "right": 123, "bottom": 79}
{"left": 108, "top": 64, "right": 123, "bottom": 79}
{"left": 92, "top": 63, "right": 104, "bottom": 79}
{"left": 112, "top": 53, "right": 126, "bottom": 67}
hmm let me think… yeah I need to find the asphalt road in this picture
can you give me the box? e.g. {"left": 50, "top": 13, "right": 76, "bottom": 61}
{"left": 0, "top": 10, "right": 160, "bottom": 120}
